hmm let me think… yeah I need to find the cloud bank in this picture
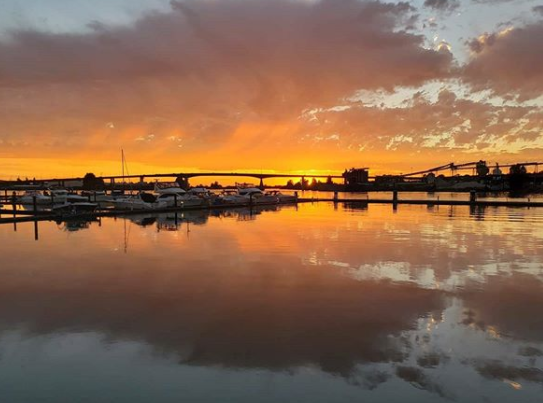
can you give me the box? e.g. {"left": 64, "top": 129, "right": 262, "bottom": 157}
{"left": 0, "top": 0, "right": 541, "bottom": 175}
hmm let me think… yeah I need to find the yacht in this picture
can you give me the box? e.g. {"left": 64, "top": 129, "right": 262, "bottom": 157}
{"left": 154, "top": 182, "right": 206, "bottom": 208}
{"left": 237, "top": 187, "right": 279, "bottom": 205}
{"left": 52, "top": 202, "right": 98, "bottom": 214}
{"left": 66, "top": 193, "right": 90, "bottom": 203}
{"left": 218, "top": 190, "right": 249, "bottom": 205}
{"left": 110, "top": 192, "right": 168, "bottom": 210}
{"left": 266, "top": 190, "right": 297, "bottom": 203}
{"left": 188, "top": 187, "right": 216, "bottom": 199}
{"left": 17, "top": 189, "right": 67, "bottom": 205}
{"left": 81, "top": 190, "right": 109, "bottom": 202}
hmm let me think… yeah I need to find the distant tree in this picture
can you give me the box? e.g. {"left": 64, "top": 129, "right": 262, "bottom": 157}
{"left": 210, "top": 181, "right": 222, "bottom": 189}
{"left": 82, "top": 173, "right": 105, "bottom": 190}
{"left": 509, "top": 164, "right": 529, "bottom": 192}
{"left": 310, "top": 178, "right": 318, "bottom": 189}
{"left": 286, "top": 180, "right": 294, "bottom": 188}
{"left": 326, "top": 176, "right": 333, "bottom": 185}
{"left": 175, "top": 176, "right": 189, "bottom": 190}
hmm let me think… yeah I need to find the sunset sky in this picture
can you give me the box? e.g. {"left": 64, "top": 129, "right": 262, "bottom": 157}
{"left": 0, "top": 0, "right": 542, "bottom": 180}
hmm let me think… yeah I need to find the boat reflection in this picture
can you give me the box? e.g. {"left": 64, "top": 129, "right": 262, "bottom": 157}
{"left": 55, "top": 217, "right": 101, "bottom": 232}
{"left": 118, "top": 205, "right": 284, "bottom": 231}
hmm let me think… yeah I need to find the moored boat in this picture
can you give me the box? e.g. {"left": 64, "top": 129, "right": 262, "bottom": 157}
{"left": 110, "top": 192, "right": 168, "bottom": 210}
{"left": 154, "top": 182, "right": 206, "bottom": 208}
{"left": 237, "top": 187, "right": 279, "bottom": 205}
{"left": 17, "top": 189, "right": 67, "bottom": 205}
{"left": 266, "top": 190, "right": 297, "bottom": 203}
{"left": 52, "top": 202, "right": 98, "bottom": 214}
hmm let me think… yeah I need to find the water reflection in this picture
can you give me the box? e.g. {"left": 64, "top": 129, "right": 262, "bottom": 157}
{"left": 0, "top": 203, "right": 542, "bottom": 402}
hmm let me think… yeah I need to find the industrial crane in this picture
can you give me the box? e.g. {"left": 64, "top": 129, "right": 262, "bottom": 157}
{"left": 402, "top": 161, "right": 542, "bottom": 178}
{"left": 402, "top": 161, "right": 482, "bottom": 178}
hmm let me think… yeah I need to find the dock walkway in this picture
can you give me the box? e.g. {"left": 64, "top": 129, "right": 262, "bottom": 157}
{"left": 1, "top": 197, "right": 543, "bottom": 225}
{"left": 298, "top": 198, "right": 543, "bottom": 208}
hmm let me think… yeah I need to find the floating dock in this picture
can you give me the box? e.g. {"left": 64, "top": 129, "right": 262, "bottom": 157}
{"left": 298, "top": 198, "right": 543, "bottom": 208}
{"left": 2, "top": 196, "right": 543, "bottom": 225}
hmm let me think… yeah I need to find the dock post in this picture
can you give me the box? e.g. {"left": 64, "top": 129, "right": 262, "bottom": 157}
{"left": 392, "top": 190, "right": 398, "bottom": 212}
{"left": 33, "top": 195, "right": 37, "bottom": 214}
{"left": 470, "top": 190, "right": 477, "bottom": 204}
{"left": 333, "top": 191, "right": 338, "bottom": 202}
{"left": 174, "top": 193, "right": 178, "bottom": 208}
{"left": 11, "top": 192, "right": 16, "bottom": 217}
{"left": 34, "top": 220, "right": 39, "bottom": 241}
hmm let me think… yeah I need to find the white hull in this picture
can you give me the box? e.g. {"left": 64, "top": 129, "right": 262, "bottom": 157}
{"left": 18, "top": 195, "right": 66, "bottom": 205}
{"left": 250, "top": 195, "right": 279, "bottom": 205}
{"left": 156, "top": 194, "right": 206, "bottom": 208}
{"left": 219, "top": 195, "right": 248, "bottom": 205}
{"left": 111, "top": 197, "right": 167, "bottom": 210}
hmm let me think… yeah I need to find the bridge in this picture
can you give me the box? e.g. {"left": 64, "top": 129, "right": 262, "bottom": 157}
{"left": 2, "top": 171, "right": 344, "bottom": 189}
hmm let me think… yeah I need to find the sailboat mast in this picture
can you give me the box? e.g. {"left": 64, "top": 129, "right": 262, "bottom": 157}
{"left": 121, "top": 149, "right": 125, "bottom": 184}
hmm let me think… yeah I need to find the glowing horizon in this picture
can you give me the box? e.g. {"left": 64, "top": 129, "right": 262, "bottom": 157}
{"left": 1, "top": 0, "right": 542, "bottom": 179}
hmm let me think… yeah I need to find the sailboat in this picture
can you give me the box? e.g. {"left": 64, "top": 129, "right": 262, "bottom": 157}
{"left": 109, "top": 149, "right": 167, "bottom": 210}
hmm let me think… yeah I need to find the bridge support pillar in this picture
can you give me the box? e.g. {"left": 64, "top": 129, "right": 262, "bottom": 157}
{"left": 259, "top": 178, "right": 264, "bottom": 190}
{"left": 301, "top": 176, "right": 305, "bottom": 191}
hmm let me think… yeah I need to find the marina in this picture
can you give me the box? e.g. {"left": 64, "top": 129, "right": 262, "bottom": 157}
{"left": 2, "top": 187, "right": 543, "bottom": 224}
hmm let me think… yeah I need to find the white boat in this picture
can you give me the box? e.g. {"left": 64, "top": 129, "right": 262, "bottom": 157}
{"left": 110, "top": 193, "right": 168, "bottom": 210}
{"left": 266, "top": 190, "right": 297, "bottom": 203}
{"left": 17, "top": 189, "right": 67, "bottom": 205}
{"left": 155, "top": 193, "right": 206, "bottom": 208}
{"left": 218, "top": 190, "right": 249, "bottom": 205}
{"left": 188, "top": 187, "right": 216, "bottom": 200}
{"left": 52, "top": 202, "right": 98, "bottom": 214}
{"left": 154, "top": 182, "right": 206, "bottom": 208}
{"left": 237, "top": 187, "right": 279, "bottom": 205}
{"left": 81, "top": 190, "right": 109, "bottom": 202}
{"left": 66, "top": 193, "right": 90, "bottom": 203}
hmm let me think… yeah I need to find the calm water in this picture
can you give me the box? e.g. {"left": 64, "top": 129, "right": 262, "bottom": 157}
{"left": 0, "top": 202, "right": 542, "bottom": 402}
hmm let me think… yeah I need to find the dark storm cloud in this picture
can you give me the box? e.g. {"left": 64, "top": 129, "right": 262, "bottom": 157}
{"left": 0, "top": 0, "right": 452, "bottom": 145}
{"left": 464, "top": 22, "right": 543, "bottom": 99}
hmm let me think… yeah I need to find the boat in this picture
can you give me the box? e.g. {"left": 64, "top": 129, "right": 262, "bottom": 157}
{"left": 154, "top": 182, "right": 206, "bottom": 208}
{"left": 81, "top": 190, "right": 109, "bottom": 202}
{"left": 17, "top": 189, "right": 67, "bottom": 205}
{"left": 66, "top": 193, "right": 90, "bottom": 203}
{"left": 237, "top": 187, "right": 279, "bottom": 205}
{"left": 218, "top": 190, "right": 249, "bottom": 205}
{"left": 266, "top": 190, "right": 298, "bottom": 203}
{"left": 52, "top": 202, "right": 98, "bottom": 214}
{"left": 188, "top": 187, "right": 217, "bottom": 200}
{"left": 110, "top": 192, "right": 168, "bottom": 210}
